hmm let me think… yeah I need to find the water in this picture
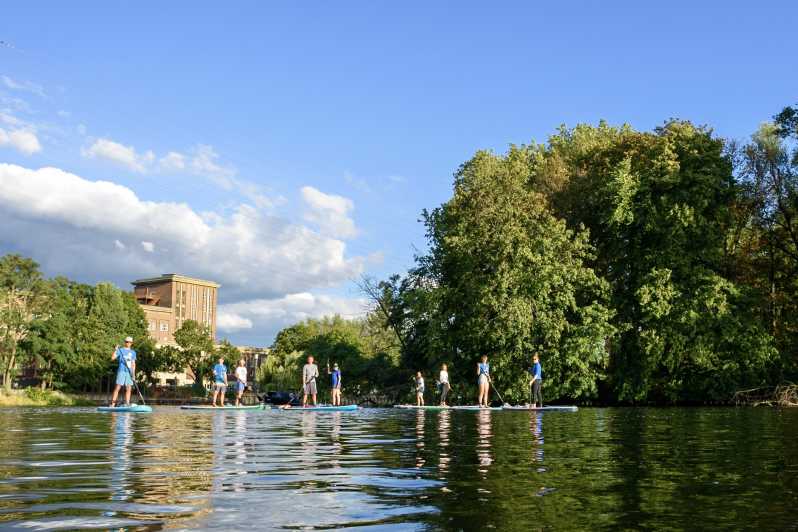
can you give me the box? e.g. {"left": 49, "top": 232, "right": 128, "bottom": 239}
{"left": 0, "top": 407, "right": 796, "bottom": 530}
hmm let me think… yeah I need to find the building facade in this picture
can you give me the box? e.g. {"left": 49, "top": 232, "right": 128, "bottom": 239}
{"left": 132, "top": 274, "right": 220, "bottom": 345}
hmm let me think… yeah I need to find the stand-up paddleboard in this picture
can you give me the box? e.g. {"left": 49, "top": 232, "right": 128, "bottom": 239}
{"left": 394, "top": 404, "right": 450, "bottom": 410}
{"left": 276, "top": 404, "right": 359, "bottom": 412}
{"left": 450, "top": 405, "right": 503, "bottom": 411}
{"left": 502, "top": 405, "right": 579, "bottom": 412}
{"left": 180, "top": 404, "right": 264, "bottom": 411}
{"left": 96, "top": 404, "right": 152, "bottom": 413}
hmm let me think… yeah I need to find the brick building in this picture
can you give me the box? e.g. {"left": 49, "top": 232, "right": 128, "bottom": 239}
{"left": 132, "top": 274, "right": 220, "bottom": 345}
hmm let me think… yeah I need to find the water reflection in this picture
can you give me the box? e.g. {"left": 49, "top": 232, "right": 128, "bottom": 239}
{"left": 476, "top": 409, "right": 493, "bottom": 474}
{"left": 109, "top": 413, "right": 132, "bottom": 506}
{"left": 0, "top": 407, "right": 796, "bottom": 530}
{"left": 437, "top": 410, "right": 451, "bottom": 477}
{"left": 415, "top": 410, "right": 426, "bottom": 469}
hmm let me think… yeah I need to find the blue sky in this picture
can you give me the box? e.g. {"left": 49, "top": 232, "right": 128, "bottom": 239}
{"left": 1, "top": 1, "right": 796, "bottom": 345}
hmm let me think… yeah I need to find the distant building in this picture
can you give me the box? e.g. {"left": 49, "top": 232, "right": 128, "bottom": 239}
{"left": 235, "top": 345, "right": 270, "bottom": 383}
{"left": 132, "top": 274, "right": 220, "bottom": 345}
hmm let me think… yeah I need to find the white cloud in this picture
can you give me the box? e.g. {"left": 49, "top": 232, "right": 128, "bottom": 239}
{"left": 217, "top": 313, "right": 254, "bottom": 332}
{"left": 301, "top": 186, "right": 357, "bottom": 239}
{"left": 1, "top": 75, "right": 45, "bottom": 98}
{"left": 0, "top": 164, "right": 364, "bottom": 304}
{"left": 114, "top": 240, "right": 125, "bottom": 250}
{"left": 159, "top": 151, "right": 185, "bottom": 171}
{"left": 82, "top": 138, "right": 154, "bottom": 173}
{"left": 141, "top": 241, "right": 155, "bottom": 253}
{"left": 0, "top": 127, "right": 41, "bottom": 155}
{"left": 217, "top": 293, "right": 367, "bottom": 339}
{"left": 190, "top": 144, "right": 235, "bottom": 182}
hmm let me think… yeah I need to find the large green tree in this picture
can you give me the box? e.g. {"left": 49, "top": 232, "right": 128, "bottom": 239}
{"left": 541, "top": 121, "right": 776, "bottom": 401}
{"left": 417, "top": 146, "right": 615, "bottom": 402}
{"left": 0, "top": 255, "right": 49, "bottom": 391}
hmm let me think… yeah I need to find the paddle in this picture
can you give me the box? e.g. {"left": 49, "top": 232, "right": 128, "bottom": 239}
{"left": 486, "top": 374, "right": 509, "bottom": 407}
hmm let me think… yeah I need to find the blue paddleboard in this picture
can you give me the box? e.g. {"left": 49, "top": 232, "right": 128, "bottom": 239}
{"left": 97, "top": 404, "right": 153, "bottom": 413}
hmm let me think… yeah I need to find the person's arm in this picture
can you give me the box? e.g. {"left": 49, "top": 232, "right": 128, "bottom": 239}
{"left": 224, "top": 367, "right": 228, "bottom": 386}
{"left": 476, "top": 363, "right": 480, "bottom": 376}
{"left": 111, "top": 345, "right": 119, "bottom": 361}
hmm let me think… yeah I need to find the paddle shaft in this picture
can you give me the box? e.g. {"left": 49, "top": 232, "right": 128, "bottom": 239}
{"left": 486, "top": 374, "right": 506, "bottom": 405}
{"left": 123, "top": 354, "right": 146, "bottom": 405}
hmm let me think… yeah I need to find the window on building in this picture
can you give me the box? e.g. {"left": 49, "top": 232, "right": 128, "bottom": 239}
{"left": 148, "top": 320, "right": 156, "bottom": 331}
{"left": 160, "top": 321, "right": 169, "bottom": 332}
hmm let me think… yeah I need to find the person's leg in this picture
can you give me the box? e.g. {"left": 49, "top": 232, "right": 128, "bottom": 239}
{"left": 312, "top": 393, "right": 317, "bottom": 406}
{"left": 124, "top": 385, "right": 132, "bottom": 405}
{"left": 212, "top": 387, "right": 218, "bottom": 406}
{"left": 220, "top": 386, "right": 226, "bottom": 406}
{"left": 111, "top": 384, "right": 121, "bottom": 406}
{"left": 303, "top": 391, "right": 308, "bottom": 406}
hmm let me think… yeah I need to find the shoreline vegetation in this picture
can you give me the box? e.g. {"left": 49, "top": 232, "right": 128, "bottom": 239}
{"left": 2, "top": 106, "right": 797, "bottom": 407}
{"left": 0, "top": 389, "right": 93, "bottom": 407}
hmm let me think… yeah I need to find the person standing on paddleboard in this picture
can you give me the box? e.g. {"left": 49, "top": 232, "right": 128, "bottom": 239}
{"left": 234, "top": 359, "right": 247, "bottom": 406}
{"left": 415, "top": 372, "right": 425, "bottom": 406}
{"left": 438, "top": 364, "right": 450, "bottom": 406}
{"left": 328, "top": 362, "right": 342, "bottom": 406}
{"left": 528, "top": 353, "right": 543, "bottom": 408}
{"left": 212, "top": 357, "right": 228, "bottom": 407}
{"left": 302, "top": 355, "right": 319, "bottom": 407}
{"left": 477, "top": 355, "right": 490, "bottom": 407}
{"left": 109, "top": 336, "right": 136, "bottom": 407}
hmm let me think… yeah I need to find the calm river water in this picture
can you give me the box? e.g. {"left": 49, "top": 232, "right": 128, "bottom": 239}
{"left": 0, "top": 407, "right": 796, "bottom": 530}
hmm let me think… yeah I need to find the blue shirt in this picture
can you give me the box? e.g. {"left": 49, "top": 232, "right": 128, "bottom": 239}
{"left": 213, "top": 363, "right": 227, "bottom": 383}
{"left": 331, "top": 369, "right": 341, "bottom": 387}
{"left": 530, "top": 362, "right": 542, "bottom": 380}
{"left": 116, "top": 348, "right": 136, "bottom": 372}
{"left": 478, "top": 362, "right": 490, "bottom": 376}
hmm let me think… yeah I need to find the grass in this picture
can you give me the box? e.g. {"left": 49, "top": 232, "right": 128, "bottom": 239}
{"left": 0, "top": 388, "right": 93, "bottom": 407}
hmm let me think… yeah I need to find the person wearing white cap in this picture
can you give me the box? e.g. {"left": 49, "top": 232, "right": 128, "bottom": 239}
{"left": 109, "top": 336, "right": 137, "bottom": 407}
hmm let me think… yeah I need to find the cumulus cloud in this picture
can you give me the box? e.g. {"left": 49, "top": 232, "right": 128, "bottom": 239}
{"left": 217, "top": 313, "right": 254, "bottom": 332}
{"left": 0, "top": 164, "right": 364, "bottom": 303}
{"left": 140, "top": 241, "right": 155, "bottom": 253}
{"left": 82, "top": 138, "right": 154, "bottom": 173}
{"left": 0, "top": 127, "right": 41, "bottom": 155}
{"left": 301, "top": 186, "right": 357, "bottom": 239}
{"left": 217, "top": 292, "right": 367, "bottom": 340}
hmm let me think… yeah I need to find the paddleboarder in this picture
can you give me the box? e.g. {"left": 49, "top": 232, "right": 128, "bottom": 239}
{"left": 415, "top": 372, "right": 425, "bottom": 406}
{"left": 438, "top": 364, "right": 450, "bottom": 406}
{"left": 234, "top": 359, "right": 248, "bottom": 406}
{"left": 212, "top": 356, "right": 228, "bottom": 407}
{"left": 302, "top": 355, "right": 319, "bottom": 407}
{"left": 109, "top": 336, "right": 136, "bottom": 407}
{"left": 528, "top": 353, "right": 543, "bottom": 408}
{"left": 477, "top": 355, "right": 490, "bottom": 407}
{"left": 328, "top": 362, "right": 342, "bottom": 406}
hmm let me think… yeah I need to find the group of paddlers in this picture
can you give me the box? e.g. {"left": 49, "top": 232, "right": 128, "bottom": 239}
{"left": 413, "top": 353, "right": 543, "bottom": 408}
{"left": 108, "top": 336, "right": 544, "bottom": 409}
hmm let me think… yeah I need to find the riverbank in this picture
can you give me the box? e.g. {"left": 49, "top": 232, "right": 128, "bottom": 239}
{"left": 0, "top": 389, "right": 94, "bottom": 407}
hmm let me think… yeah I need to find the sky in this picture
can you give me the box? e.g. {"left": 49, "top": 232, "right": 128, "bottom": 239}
{"left": 1, "top": 1, "right": 796, "bottom": 345}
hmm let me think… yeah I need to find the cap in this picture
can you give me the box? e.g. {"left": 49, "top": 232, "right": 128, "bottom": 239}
{"left": 124, "top": 336, "right": 133, "bottom": 343}
{"left": 333, "top": 363, "right": 339, "bottom": 368}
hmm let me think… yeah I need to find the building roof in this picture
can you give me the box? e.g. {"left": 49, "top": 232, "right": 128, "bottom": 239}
{"left": 132, "top": 273, "right": 220, "bottom": 288}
